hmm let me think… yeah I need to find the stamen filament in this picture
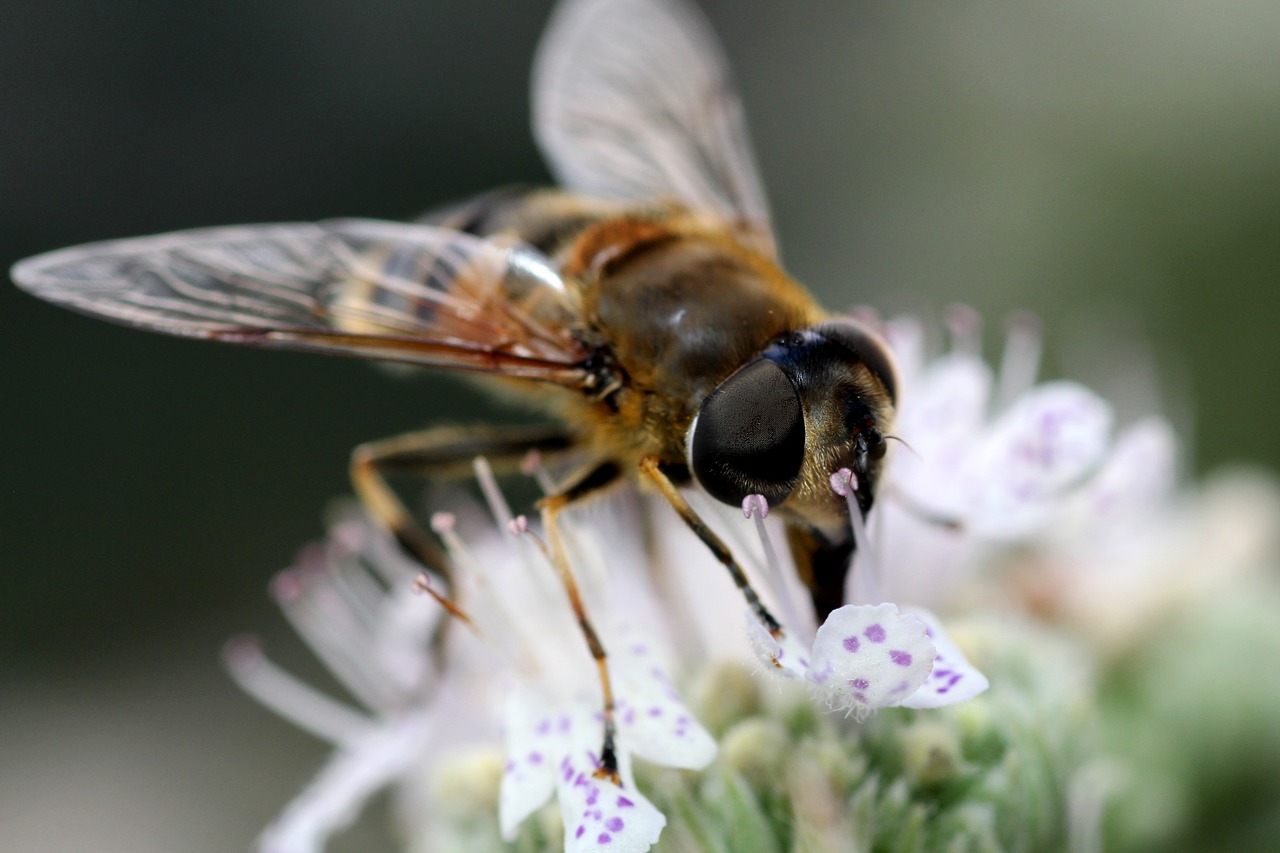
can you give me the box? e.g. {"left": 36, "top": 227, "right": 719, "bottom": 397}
{"left": 431, "top": 511, "right": 535, "bottom": 674}
{"left": 273, "top": 569, "right": 401, "bottom": 710}
{"left": 521, "top": 449, "right": 559, "bottom": 495}
{"left": 830, "top": 468, "right": 883, "bottom": 603}
{"left": 326, "top": 558, "right": 388, "bottom": 628}
{"left": 473, "top": 456, "right": 515, "bottom": 530}
{"left": 431, "top": 512, "right": 489, "bottom": 586}
{"left": 946, "top": 303, "right": 983, "bottom": 356}
{"left": 411, "top": 572, "right": 477, "bottom": 628}
{"left": 995, "top": 310, "right": 1043, "bottom": 413}
{"left": 223, "top": 636, "right": 375, "bottom": 745}
{"left": 741, "top": 494, "right": 803, "bottom": 634}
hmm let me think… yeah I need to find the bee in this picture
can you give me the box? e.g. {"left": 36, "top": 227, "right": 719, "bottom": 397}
{"left": 12, "top": 0, "right": 896, "bottom": 777}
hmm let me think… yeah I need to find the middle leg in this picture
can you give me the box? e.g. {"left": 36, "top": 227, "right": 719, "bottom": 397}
{"left": 536, "top": 459, "right": 626, "bottom": 783}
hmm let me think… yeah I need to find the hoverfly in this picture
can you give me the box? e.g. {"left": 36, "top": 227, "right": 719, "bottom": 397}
{"left": 12, "top": 0, "right": 897, "bottom": 779}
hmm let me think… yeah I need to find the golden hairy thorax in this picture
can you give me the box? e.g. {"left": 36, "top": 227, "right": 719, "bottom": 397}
{"left": 434, "top": 187, "right": 825, "bottom": 463}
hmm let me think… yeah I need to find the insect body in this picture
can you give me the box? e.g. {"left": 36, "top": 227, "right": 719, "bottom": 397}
{"left": 12, "top": 0, "right": 897, "bottom": 774}
{"left": 430, "top": 187, "right": 897, "bottom": 618}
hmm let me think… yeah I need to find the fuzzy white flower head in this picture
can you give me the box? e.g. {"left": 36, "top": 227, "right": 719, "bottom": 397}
{"left": 738, "top": 477, "right": 988, "bottom": 719}
{"left": 229, "top": 458, "right": 723, "bottom": 852}
{"left": 226, "top": 308, "right": 1187, "bottom": 852}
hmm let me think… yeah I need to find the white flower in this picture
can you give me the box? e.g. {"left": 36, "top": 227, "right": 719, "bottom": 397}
{"left": 737, "top": 486, "right": 989, "bottom": 717}
{"left": 886, "top": 311, "right": 1112, "bottom": 539}
{"left": 228, "top": 461, "right": 727, "bottom": 853}
{"left": 223, "top": 516, "right": 444, "bottom": 853}
{"left": 857, "top": 309, "right": 1121, "bottom": 621}
{"left": 228, "top": 308, "right": 1224, "bottom": 852}
{"left": 229, "top": 462, "right": 982, "bottom": 850}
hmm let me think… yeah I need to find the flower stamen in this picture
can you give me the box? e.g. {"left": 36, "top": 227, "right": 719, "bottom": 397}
{"left": 742, "top": 493, "right": 803, "bottom": 633}
{"left": 271, "top": 562, "right": 400, "bottom": 709}
{"left": 430, "top": 511, "right": 490, "bottom": 586}
{"left": 223, "top": 635, "right": 374, "bottom": 745}
{"left": 428, "top": 510, "right": 542, "bottom": 678}
{"left": 473, "top": 456, "right": 516, "bottom": 531}
{"left": 519, "top": 449, "right": 559, "bottom": 495}
{"left": 994, "top": 310, "right": 1043, "bottom": 413}
{"left": 946, "top": 303, "right": 983, "bottom": 355}
{"left": 831, "top": 467, "right": 883, "bottom": 603}
{"left": 411, "top": 571, "right": 477, "bottom": 628}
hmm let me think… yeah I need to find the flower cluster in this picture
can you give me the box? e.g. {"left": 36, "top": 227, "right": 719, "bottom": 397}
{"left": 227, "top": 309, "right": 1279, "bottom": 852}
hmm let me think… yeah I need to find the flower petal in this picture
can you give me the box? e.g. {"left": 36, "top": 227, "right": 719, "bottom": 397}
{"left": 900, "top": 609, "right": 989, "bottom": 708}
{"left": 499, "top": 686, "right": 562, "bottom": 840}
{"left": 257, "top": 711, "right": 434, "bottom": 853}
{"left": 612, "top": 633, "right": 716, "bottom": 770}
{"left": 891, "top": 352, "right": 994, "bottom": 511}
{"left": 960, "top": 381, "right": 1113, "bottom": 536}
{"left": 902, "top": 352, "right": 993, "bottom": 448}
{"left": 557, "top": 745, "right": 665, "bottom": 853}
{"left": 806, "top": 603, "right": 934, "bottom": 710}
{"left": 745, "top": 612, "right": 810, "bottom": 679}
{"left": 1083, "top": 416, "right": 1177, "bottom": 522}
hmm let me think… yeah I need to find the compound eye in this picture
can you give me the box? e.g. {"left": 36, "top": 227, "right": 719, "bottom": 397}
{"left": 815, "top": 319, "right": 898, "bottom": 404}
{"left": 690, "top": 359, "right": 805, "bottom": 506}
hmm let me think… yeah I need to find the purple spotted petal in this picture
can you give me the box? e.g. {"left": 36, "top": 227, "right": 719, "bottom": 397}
{"left": 806, "top": 603, "right": 934, "bottom": 710}
{"left": 611, "top": 627, "right": 715, "bottom": 770}
{"left": 498, "top": 686, "right": 561, "bottom": 840}
{"left": 557, "top": 746, "right": 665, "bottom": 853}
{"left": 959, "top": 382, "right": 1112, "bottom": 536}
{"left": 899, "top": 609, "right": 989, "bottom": 708}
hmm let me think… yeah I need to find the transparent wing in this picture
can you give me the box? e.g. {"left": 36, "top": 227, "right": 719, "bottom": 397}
{"left": 533, "top": 0, "right": 776, "bottom": 256}
{"left": 12, "top": 220, "right": 593, "bottom": 387}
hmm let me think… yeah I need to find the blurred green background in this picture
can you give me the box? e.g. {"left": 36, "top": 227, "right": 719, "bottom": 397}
{"left": 2, "top": 1, "right": 1278, "bottom": 850}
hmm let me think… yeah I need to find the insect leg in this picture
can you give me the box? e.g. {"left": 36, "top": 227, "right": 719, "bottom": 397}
{"left": 639, "top": 455, "right": 784, "bottom": 637}
{"left": 350, "top": 423, "right": 575, "bottom": 582}
{"left": 537, "top": 459, "right": 625, "bottom": 783}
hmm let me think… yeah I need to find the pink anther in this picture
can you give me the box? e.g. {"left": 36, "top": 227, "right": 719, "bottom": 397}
{"left": 741, "top": 493, "right": 770, "bottom": 519}
{"left": 829, "top": 467, "right": 858, "bottom": 497}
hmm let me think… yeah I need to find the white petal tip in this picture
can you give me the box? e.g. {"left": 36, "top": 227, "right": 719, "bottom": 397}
{"left": 901, "top": 610, "right": 991, "bottom": 708}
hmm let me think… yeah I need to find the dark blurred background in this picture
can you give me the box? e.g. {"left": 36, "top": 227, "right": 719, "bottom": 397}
{"left": 2, "top": 1, "right": 1278, "bottom": 849}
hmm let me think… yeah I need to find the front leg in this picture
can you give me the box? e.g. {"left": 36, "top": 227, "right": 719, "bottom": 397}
{"left": 639, "top": 456, "right": 784, "bottom": 637}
